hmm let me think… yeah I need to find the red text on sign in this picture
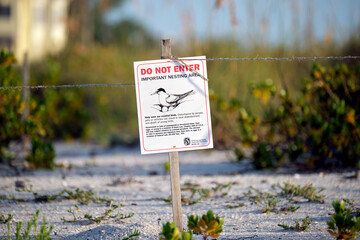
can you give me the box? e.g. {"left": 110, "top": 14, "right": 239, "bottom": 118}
{"left": 155, "top": 66, "right": 171, "bottom": 74}
{"left": 140, "top": 68, "right": 152, "bottom": 75}
{"left": 174, "top": 64, "right": 200, "bottom": 73}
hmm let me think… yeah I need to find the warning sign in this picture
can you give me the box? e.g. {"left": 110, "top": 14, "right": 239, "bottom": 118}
{"left": 133, "top": 56, "right": 213, "bottom": 154}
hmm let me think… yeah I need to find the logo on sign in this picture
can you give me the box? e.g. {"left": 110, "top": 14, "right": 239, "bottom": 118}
{"left": 184, "top": 137, "right": 191, "bottom": 146}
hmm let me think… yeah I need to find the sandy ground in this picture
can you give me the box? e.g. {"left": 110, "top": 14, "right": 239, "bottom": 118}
{"left": 0, "top": 142, "right": 360, "bottom": 239}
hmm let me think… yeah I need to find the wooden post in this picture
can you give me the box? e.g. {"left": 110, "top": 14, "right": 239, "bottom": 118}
{"left": 22, "top": 52, "right": 29, "bottom": 121}
{"left": 22, "top": 52, "right": 30, "bottom": 158}
{"left": 161, "top": 39, "right": 183, "bottom": 231}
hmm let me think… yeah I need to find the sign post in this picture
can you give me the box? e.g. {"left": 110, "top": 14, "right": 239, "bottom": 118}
{"left": 133, "top": 39, "right": 213, "bottom": 230}
{"left": 161, "top": 39, "right": 183, "bottom": 230}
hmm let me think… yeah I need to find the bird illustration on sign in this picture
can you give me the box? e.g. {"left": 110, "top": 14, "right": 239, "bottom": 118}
{"left": 151, "top": 88, "right": 195, "bottom": 112}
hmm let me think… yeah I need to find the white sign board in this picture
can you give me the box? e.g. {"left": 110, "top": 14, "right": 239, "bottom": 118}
{"left": 134, "top": 56, "right": 213, "bottom": 154}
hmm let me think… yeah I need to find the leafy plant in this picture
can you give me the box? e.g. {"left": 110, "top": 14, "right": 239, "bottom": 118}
{"left": 159, "top": 221, "right": 193, "bottom": 240}
{"left": 278, "top": 216, "right": 313, "bottom": 232}
{"left": 164, "top": 161, "right": 170, "bottom": 173}
{"left": 162, "top": 182, "right": 233, "bottom": 206}
{"left": 327, "top": 200, "right": 360, "bottom": 239}
{"left": 187, "top": 210, "right": 224, "bottom": 240}
{"left": 64, "top": 188, "right": 114, "bottom": 205}
{"left": 26, "top": 137, "right": 55, "bottom": 169}
{"left": 63, "top": 201, "right": 133, "bottom": 224}
{"left": 9, "top": 186, "right": 115, "bottom": 206}
{"left": 9, "top": 210, "right": 53, "bottom": 240}
{"left": 180, "top": 231, "right": 193, "bottom": 240}
{"left": 0, "top": 50, "right": 54, "bottom": 169}
{"left": 223, "top": 62, "right": 360, "bottom": 169}
{"left": 279, "top": 205, "right": 301, "bottom": 213}
{"left": 121, "top": 229, "right": 141, "bottom": 240}
{"left": 243, "top": 186, "right": 276, "bottom": 206}
{"left": 261, "top": 196, "right": 281, "bottom": 213}
{"left": 61, "top": 205, "right": 80, "bottom": 223}
{"left": 0, "top": 50, "right": 23, "bottom": 163}
{"left": 0, "top": 50, "right": 90, "bottom": 168}
{"left": 159, "top": 222, "right": 180, "bottom": 240}
{"left": 30, "top": 58, "right": 90, "bottom": 141}
{"left": 275, "top": 182, "right": 325, "bottom": 203}
{"left": 243, "top": 186, "right": 298, "bottom": 213}
{"left": 211, "top": 182, "right": 232, "bottom": 197}
{"left": 242, "top": 184, "right": 309, "bottom": 214}
{"left": 252, "top": 142, "right": 275, "bottom": 169}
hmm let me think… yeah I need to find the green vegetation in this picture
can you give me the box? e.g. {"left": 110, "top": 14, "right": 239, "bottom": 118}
{"left": 0, "top": 49, "right": 89, "bottom": 169}
{"left": 61, "top": 205, "right": 80, "bottom": 223}
{"left": 161, "top": 182, "right": 232, "bottom": 205}
{"left": 327, "top": 200, "right": 360, "bottom": 240}
{"left": 159, "top": 222, "right": 181, "bottom": 240}
{"left": 159, "top": 222, "right": 193, "bottom": 240}
{"left": 231, "top": 62, "right": 360, "bottom": 170}
{"left": 2, "top": 182, "right": 360, "bottom": 239}
{"left": 187, "top": 210, "right": 224, "bottom": 240}
{"left": 121, "top": 229, "right": 141, "bottom": 240}
{"left": 26, "top": 137, "right": 55, "bottom": 169}
{"left": 261, "top": 196, "right": 282, "bottom": 213}
{"left": 0, "top": 51, "right": 23, "bottom": 157}
{"left": 0, "top": 0, "right": 359, "bottom": 172}
{"left": 342, "top": 199, "right": 360, "bottom": 217}
{"left": 83, "top": 201, "right": 134, "bottom": 224}
{"left": 161, "top": 194, "right": 202, "bottom": 206}
{"left": 4, "top": 208, "right": 135, "bottom": 239}
{"left": 278, "top": 216, "right": 313, "bottom": 232}
{"left": 29, "top": 58, "right": 90, "bottom": 141}
{"left": 164, "top": 161, "right": 170, "bottom": 174}
{"left": 242, "top": 181, "right": 324, "bottom": 214}
{"left": 10, "top": 185, "right": 114, "bottom": 205}
{"left": 243, "top": 186, "right": 299, "bottom": 214}
{"left": 275, "top": 182, "right": 325, "bottom": 203}
{"left": 159, "top": 210, "right": 224, "bottom": 240}
{"left": 8, "top": 210, "right": 53, "bottom": 240}
{"left": 159, "top": 210, "right": 223, "bottom": 240}
{"left": 2, "top": 38, "right": 360, "bottom": 171}
{"left": 0, "top": 50, "right": 55, "bottom": 169}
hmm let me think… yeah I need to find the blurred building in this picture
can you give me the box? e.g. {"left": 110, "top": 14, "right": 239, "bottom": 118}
{"left": 0, "top": 0, "right": 68, "bottom": 62}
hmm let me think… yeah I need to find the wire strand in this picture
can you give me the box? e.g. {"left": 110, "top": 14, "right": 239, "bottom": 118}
{"left": 0, "top": 83, "right": 135, "bottom": 90}
{"left": 1, "top": 55, "right": 359, "bottom": 90}
{"left": 206, "top": 56, "right": 360, "bottom": 61}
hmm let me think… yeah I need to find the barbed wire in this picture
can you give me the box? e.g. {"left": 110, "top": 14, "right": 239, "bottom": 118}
{"left": 0, "top": 83, "right": 135, "bottom": 90}
{"left": 206, "top": 55, "right": 360, "bottom": 61}
{"left": 1, "top": 55, "right": 359, "bottom": 90}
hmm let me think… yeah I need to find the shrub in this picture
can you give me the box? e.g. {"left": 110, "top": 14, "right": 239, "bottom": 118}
{"left": 213, "top": 62, "right": 360, "bottom": 169}
{"left": 159, "top": 221, "right": 193, "bottom": 240}
{"left": 0, "top": 50, "right": 55, "bottom": 168}
{"left": 0, "top": 49, "right": 92, "bottom": 168}
{"left": 278, "top": 216, "right": 313, "bottom": 232}
{"left": 30, "top": 58, "right": 90, "bottom": 140}
{"left": 0, "top": 50, "right": 23, "bottom": 162}
{"left": 187, "top": 210, "right": 224, "bottom": 240}
{"left": 327, "top": 200, "right": 360, "bottom": 240}
{"left": 26, "top": 137, "right": 55, "bottom": 169}
{"left": 252, "top": 142, "right": 275, "bottom": 169}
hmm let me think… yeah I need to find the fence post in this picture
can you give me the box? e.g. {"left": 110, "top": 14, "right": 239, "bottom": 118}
{"left": 161, "top": 39, "right": 183, "bottom": 231}
{"left": 22, "top": 52, "right": 30, "bottom": 158}
{"left": 22, "top": 52, "right": 29, "bottom": 121}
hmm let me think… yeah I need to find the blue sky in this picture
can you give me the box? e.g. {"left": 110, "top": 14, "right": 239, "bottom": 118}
{"left": 106, "top": 0, "right": 360, "bottom": 46}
